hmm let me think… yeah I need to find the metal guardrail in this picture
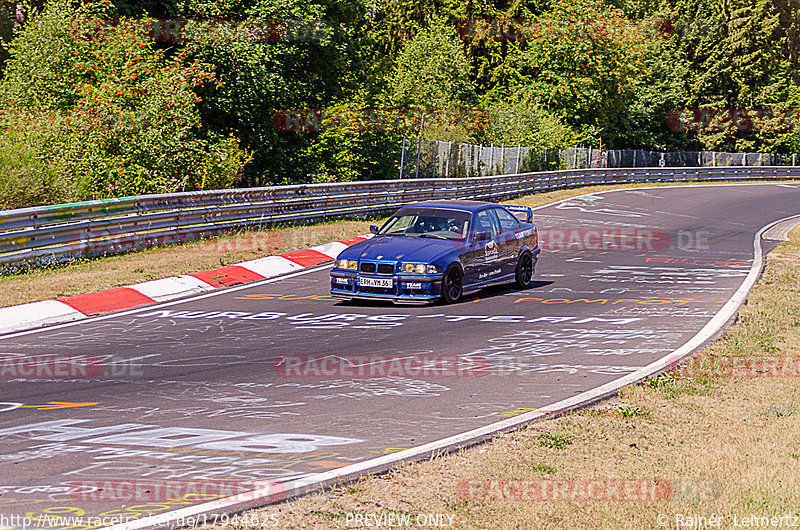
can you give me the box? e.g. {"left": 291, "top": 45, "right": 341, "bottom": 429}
{"left": 1, "top": 165, "right": 799, "bottom": 271}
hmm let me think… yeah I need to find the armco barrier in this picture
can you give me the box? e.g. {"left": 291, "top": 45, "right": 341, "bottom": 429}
{"left": 1, "top": 166, "right": 798, "bottom": 270}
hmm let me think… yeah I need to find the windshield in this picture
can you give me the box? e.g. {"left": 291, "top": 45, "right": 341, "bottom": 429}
{"left": 378, "top": 208, "right": 471, "bottom": 240}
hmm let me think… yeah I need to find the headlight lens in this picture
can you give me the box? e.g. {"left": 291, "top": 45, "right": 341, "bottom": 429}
{"left": 336, "top": 259, "right": 358, "bottom": 270}
{"left": 400, "top": 262, "right": 438, "bottom": 274}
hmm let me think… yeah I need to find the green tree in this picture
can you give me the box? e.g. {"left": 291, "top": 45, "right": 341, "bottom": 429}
{"left": 176, "top": 0, "right": 373, "bottom": 184}
{"left": 0, "top": 0, "right": 249, "bottom": 204}
{"left": 370, "top": 0, "right": 467, "bottom": 53}
{"left": 506, "top": 0, "right": 648, "bottom": 144}
{"left": 479, "top": 94, "right": 582, "bottom": 150}
{"left": 387, "top": 18, "right": 475, "bottom": 110}
{"left": 298, "top": 102, "right": 404, "bottom": 182}
{"left": 660, "top": 0, "right": 800, "bottom": 152}
{"left": 612, "top": 36, "right": 692, "bottom": 150}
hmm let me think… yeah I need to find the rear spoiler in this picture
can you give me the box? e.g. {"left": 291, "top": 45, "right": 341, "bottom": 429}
{"left": 504, "top": 205, "right": 533, "bottom": 223}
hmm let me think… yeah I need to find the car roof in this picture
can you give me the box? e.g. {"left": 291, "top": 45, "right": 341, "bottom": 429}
{"left": 401, "top": 200, "right": 497, "bottom": 213}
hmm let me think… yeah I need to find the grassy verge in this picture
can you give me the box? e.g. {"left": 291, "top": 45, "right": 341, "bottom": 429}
{"left": 211, "top": 229, "right": 800, "bottom": 528}
{"left": 0, "top": 179, "right": 791, "bottom": 308}
{"left": 0, "top": 220, "right": 373, "bottom": 307}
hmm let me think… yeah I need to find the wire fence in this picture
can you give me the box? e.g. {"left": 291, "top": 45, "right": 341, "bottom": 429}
{"left": 564, "top": 148, "right": 798, "bottom": 169}
{"left": 398, "top": 139, "right": 799, "bottom": 178}
{"left": 398, "top": 140, "right": 559, "bottom": 178}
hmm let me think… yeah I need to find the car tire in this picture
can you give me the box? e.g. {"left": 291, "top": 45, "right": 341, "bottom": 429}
{"left": 441, "top": 264, "right": 463, "bottom": 304}
{"left": 514, "top": 251, "right": 534, "bottom": 289}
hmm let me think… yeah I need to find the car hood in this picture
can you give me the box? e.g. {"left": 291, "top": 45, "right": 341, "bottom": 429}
{"left": 340, "top": 235, "right": 461, "bottom": 263}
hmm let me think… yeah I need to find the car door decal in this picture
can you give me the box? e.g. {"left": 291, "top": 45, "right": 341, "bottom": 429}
{"left": 485, "top": 238, "right": 498, "bottom": 258}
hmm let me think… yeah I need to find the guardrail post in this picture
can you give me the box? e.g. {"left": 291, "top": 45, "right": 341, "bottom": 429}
{"left": 445, "top": 141, "right": 451, "bottom": 177}
{"left": 415, "top": 136, "right": 422, "bottom": 179}
{"left": 432, "top": 140, "right": 438, "bottom": 178}
{"left": 399, "top": 136, "right": 406, "bottom": 179}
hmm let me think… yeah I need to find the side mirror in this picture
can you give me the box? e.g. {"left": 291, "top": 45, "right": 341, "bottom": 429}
{"left": 370, "top": 225, "right": 379, "bottom": 234}
{"left": 474, "top": 230, "right": 492, "bottom": 242}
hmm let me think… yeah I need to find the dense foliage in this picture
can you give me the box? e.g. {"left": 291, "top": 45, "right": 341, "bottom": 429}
{"left": 0, "top": 0, "right": 798, "bottom": 207}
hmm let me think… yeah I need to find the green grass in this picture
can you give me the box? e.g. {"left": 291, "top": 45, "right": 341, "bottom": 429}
{"left": 536, "top": 432, "right": 573, "bottom": 449}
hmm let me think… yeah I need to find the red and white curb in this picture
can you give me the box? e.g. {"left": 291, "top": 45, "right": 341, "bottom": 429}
{"left": 0, "top": 236, "right": 370, "bottom": 335}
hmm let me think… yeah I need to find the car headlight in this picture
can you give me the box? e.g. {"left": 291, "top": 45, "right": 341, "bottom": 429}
{"left": 336, "top": 259, "right": 358, "bottom": 270}
{"left": 400, "top": 262, "right": 438, "bottom": 274}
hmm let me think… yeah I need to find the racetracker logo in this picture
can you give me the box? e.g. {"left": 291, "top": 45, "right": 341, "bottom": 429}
{"left": 455, "top": 17, "right": 637, "bottom": 41}
{"left": 273, "top": 355, "right": 491, "bottom": 378}
{"left": 456, "top": 478, "right": 720, "bottom": 502}
{"left": 0, "top": 354, "right": 143, "bottom": 378}
{"left": 0, "top": 355, "right": 103, "bottom": 378}
{"left": 456, "top": 17, "right": 703, "bottom": 42}
{"left": 72, "top": 18, "right": 329, "bottom": 43}
{"left": 666, "top": 108, "right": 799, "bottom": 133}
{"left": 680, "top": 355, "right": 800, "bottom": 378}
{"left": 457, "top": 478, "right": 673, "bottom": 502}
{"left": 182, "top": 230, "right": 286, "bottom": 255}
{"left": 68, "top": 479, "right": 286, "bottom": 503}
{"left": 0, "top": 108, "right": 153, "bottom": 132}
{"left": 538, "top": 228, "right": 671, "bottom": 252}
{"left": 272, "top": 108, "right": 489, "bottom": 133}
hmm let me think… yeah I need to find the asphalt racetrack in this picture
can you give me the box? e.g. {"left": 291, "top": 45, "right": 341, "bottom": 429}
{"left": 1, "top": 183, "right": 799, "bottom": 528}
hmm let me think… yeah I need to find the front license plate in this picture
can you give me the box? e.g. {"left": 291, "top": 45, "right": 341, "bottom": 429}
{"left": 359, "top": 277, "right": 393, "bottom": 288}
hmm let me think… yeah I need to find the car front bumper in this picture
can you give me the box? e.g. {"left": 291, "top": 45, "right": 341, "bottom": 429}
{"left": 330, "top": 270, "right": 442, "bottom": 303}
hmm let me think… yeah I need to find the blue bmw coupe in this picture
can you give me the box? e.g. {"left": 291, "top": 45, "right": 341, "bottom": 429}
{"left": 330, "top": 200, "right": 540, "bottom": 304}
